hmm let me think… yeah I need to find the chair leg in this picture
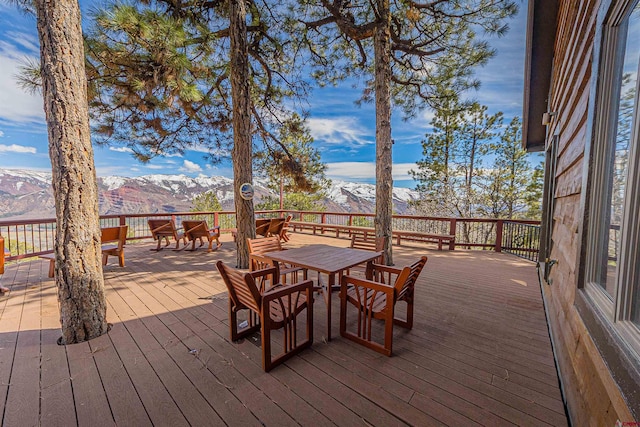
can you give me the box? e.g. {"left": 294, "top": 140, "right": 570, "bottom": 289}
{"left": 118, "top": 251, "right": 125, "bottom": 267}
{"left": 102, "top": 254, "right": 108, "bottom": 266}
{"left": 261, "top": 317, "right": 273, "bottom": 372}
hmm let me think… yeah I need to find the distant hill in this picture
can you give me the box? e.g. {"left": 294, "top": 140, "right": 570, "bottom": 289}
{"left": 0, "top": 168, "right": 418, "bottom": 220}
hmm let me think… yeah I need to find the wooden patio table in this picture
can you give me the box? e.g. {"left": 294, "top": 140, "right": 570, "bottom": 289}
{"left": 262, "top": 244, "right": 382, "bottom": 340}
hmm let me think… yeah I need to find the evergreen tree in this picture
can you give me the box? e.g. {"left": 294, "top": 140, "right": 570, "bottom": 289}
{"left": 254, "top": 113, "right": 330, "bottom": 210}
{"left": 294, "top": 0, "right": 518, "bottom": 264}
{"left": 480, "top": 117, "right": 539, "bottom": 219}
{"left": 34, "top": 0, "right": 109, "bottom": 344}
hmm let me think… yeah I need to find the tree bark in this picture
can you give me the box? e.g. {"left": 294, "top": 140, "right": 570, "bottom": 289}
{"left": 374, "top": 0, "right": 393, "bottom": 265}
{"left": 230, "top": 0, "right": 255, "bottom": 268}
{"left": 35, "top": 0, "right": 108, "bottom": 344}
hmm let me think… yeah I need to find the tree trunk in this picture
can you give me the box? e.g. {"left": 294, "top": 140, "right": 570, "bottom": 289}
{"left": 230, "top": 0, "right": 255, "bottom": 268}
{"left": 374, "top": 0, "right": 393, "bottom": 265}
{"left": 35, "top": 0, "right": 108, "bottom": 344}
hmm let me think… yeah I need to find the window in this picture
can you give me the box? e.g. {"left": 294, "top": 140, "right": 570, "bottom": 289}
{"left": 585, "top": 0, "right": 640, "bottom": 345}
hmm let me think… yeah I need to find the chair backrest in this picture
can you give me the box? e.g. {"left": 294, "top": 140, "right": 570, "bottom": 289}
{"left": 267, "top": 218, "right": 286, "bottom": 236}
{"left": 247, "top": 236, "right": 282, "bottom": 254}
{"left": 256, "top": 218, "right": 271, "bottom": 236}
{"left": 350, "top": 234, "right": 385, "bottom": 252}
{"left": 351, "top": 234, "right": 385, "bottom": 263}
{"left": 148, "top": 219, "right": 177, "bottom": 238}
{"left": 393, "top": 256, "right": 428, "bottom": 300}
{"left": 183, "top": 220, "right": 209, "bottom": 238}
{"left": 216, "top": 261, "right": 262, "bottom": 313}
{"left": 101, "top": 226, "right": 128, "bottom": 250}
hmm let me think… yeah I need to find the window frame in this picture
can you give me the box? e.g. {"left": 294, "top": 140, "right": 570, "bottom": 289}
{"left": 583, "top": 0, "right": 640, "bottom": 358}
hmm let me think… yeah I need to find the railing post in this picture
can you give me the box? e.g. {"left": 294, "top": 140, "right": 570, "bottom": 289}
{"left": 119, "top": 215, "right": 126, "bottom": 226}
{"left": 449, "top": 218, "right": 456, "bottom": 250}
{"left": 214, "top": 212, "right": 219, "bottom": 227}
{"left": 495, "top": 220, "right": 503, "bottom": 253}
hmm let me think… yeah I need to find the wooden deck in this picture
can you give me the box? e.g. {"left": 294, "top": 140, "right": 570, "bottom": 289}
{"left": 0, "top": 233, "right": 567, "bottom": 426}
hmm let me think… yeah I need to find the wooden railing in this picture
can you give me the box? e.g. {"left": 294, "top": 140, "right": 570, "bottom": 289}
{"left": 0, "top": 210, "right": 540, "bottom": 262}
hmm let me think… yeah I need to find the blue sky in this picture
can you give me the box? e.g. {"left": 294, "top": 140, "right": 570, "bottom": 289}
{"left": 0, "top": 2, "right": 532, "bottom": 188}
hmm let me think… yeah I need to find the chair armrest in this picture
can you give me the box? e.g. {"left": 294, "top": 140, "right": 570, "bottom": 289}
{"left": 184, "top": 223, "right": 205, "bottom": 235}
{"left": 263, "top": 279, "right": 313, "bottom": 300}
{"left": 151, "top": 222, "right": 172, "bottom": 233}
{"left": 250, "top": 254, "right": 276, "bottom": 270}
{"left": 369, "top": 263, "right": 402, "bottom": 275}
{"left": 342, "top": 274, "right": 394, "bottom": 294}
{"left": 249, "top": 265, "right": 279, "bottom": 282}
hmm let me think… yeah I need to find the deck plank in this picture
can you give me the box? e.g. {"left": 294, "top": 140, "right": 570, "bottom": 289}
{"left": 0, "top": 234, "right": 568, "bottom": 426}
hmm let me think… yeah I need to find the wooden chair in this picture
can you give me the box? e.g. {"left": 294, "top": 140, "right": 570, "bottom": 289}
{"left": 255, "top": 218, "right": 271, "bottom": 237}
{"left": 340, "top": 256, "right": 428, "bottom": 356}
{"left": 216, "top": 261, "right": 314, "bottom": 372}
{"left": 247, "top": 236, "right": 307, "bottom": 284}
{"left": 101, "top": 225, "right": 128, "bottom": 267}
{"left": 347, "top": 234, "right": 385, "bottom": 276}
{"left": 39, "top": 226, "right": 127, "bottom": 278}
{"left": 266, "top": 218, "right": 286, "bottom": 238}
{"left": 182, "top": 220, "right": 222, "bottom": 252}
{"left": 148, "top": 218, "right": 186, "bottom": 251}
{"left": 279, "top": 215, "right": 293, "bottom": 242}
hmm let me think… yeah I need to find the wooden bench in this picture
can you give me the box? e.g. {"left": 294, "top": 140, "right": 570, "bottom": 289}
{"left": 291, "top": 221, "right": 455, "bottom": 250}
{"left": 290, "top": 221, "right": 376, "bottom": 239}
{"left": 392, "top": 231, "right": 455, "bottom": 250}
{"left": 39, "top": 225, "right": 128, "bottom": 278}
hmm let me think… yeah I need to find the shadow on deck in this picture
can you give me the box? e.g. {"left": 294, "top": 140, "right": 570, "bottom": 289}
{"left": 0, "top": 232, "right": 567, "bottom": 426}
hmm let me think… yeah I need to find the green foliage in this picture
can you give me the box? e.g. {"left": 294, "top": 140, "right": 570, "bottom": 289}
{"left": 292, "top": 0, "right": 518, "bottom": 115}
{"left": 256, "top": 193, "right": 326, "bottom": 212}
{"left": 254, "top": 113, "right": 330, "bottom": 194}
{"left": 80, "top": 0, "right": 313, "bottom": 175}
{"left": 480, "top": 117, "right": 541, "bottom": 219}
{"left": 410, "top": 96, "right": 503, "bottom": 218}
{"left": 411, "top": 101, "right": 541, "bottom": 220}
{"left": 191, "top": 191, "right": 222, "bottom": 213}
{"left": 352, "top": 216, "right": 374, "bottom": 227}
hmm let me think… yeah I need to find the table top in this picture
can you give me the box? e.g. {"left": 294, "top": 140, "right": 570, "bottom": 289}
{"left": 263, "top": 244, "right": 382, "bottom": 274}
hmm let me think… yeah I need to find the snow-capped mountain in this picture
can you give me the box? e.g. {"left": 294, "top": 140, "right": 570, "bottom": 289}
{"left": 0, "top": 168, "right": 418, "bottom": 220}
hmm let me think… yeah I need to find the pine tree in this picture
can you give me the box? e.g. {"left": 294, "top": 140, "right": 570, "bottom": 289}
{"left": 34, "top": 0, "right": 109, "bottom": 344}
{"left": 294, "top": 0, "right": 518, "bottom": 264}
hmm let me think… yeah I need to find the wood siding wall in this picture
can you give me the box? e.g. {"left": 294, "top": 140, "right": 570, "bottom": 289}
{"left": 545, "top": 0, "right": 635, "bottom": 424}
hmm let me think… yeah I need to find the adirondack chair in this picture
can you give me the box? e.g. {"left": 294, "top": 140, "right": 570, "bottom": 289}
{"left": 101, "top": 225, "right": 128, "bottom": 267}
{"left": 182, "top": 220, "right": 222, "bottom": 252}
{"left": 247, "top": 236, "right": 307, "bottom": 284}
{"left": 216, "top": 261, "right": 314, "bottom": 372}
{"left": 148, "top": 218, "right": 186, "bottom": 251}
{"left": 347, "top": 234, "right": 385, "bottom": 276}
{"left": 266, "top": 218, "right": 286, "bottom": 238}
{"left": 279, "top": 215, "right": 293, "bottom": 242}
{"left": 340, "top": 256, "right": 428, "bottom": 356}
{"left": 255, "top": 218, "right": 271, "bottom": 237}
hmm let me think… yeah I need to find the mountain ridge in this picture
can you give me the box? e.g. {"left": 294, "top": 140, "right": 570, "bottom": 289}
{"left": 0, "top": 168, "right": 418, "bottom": 220}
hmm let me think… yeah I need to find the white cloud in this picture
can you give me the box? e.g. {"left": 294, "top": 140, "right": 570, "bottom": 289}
{"left": 109, "top": 146, "right": 134, "bottom": 153}
{"left": 145, "top": 164, "right": 164, "bottom": 170}
{"left": 307, "top": 117, "right": 372, "bottom": 147}
{"left": 179, "top": 159, "right": 202, "bottom": 173}
{"left": 0, "top": 130, "right": 4, "bottom": 137}
{"left": 0, "top": 143, "right": 36, "bottom": 153}
{"left": 0, "top": 38, "right": 45, "bottom": 124}
{"left": 326, "top": 162, "right": 416, "bottom": 181}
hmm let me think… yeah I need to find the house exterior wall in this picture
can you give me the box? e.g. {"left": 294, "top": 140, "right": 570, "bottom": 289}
{"left": 543, "top": 0, "right": 637, "bottom": 424}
